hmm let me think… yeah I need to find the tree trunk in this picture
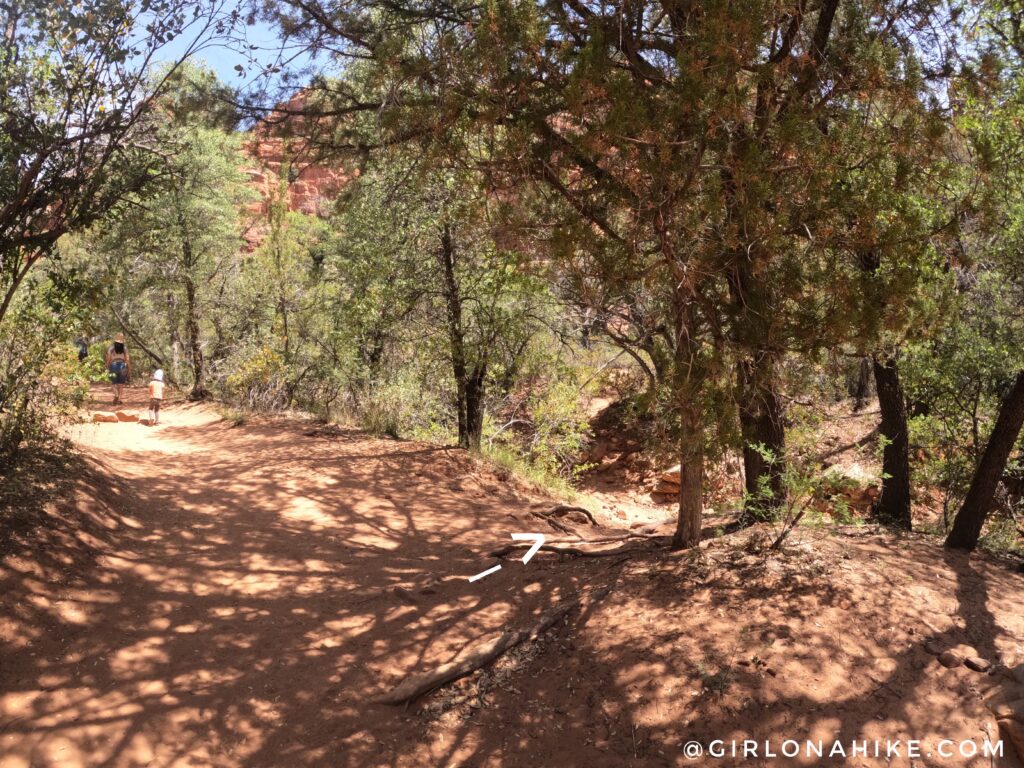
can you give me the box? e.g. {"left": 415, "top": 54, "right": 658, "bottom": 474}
{"left": 0, "top": 254, "right": 35, "bottom": 328}
{"left": 465, "top": 363, "right": 486, "bottom": 452}
{"left": 670, "top": 286, "right": 704, "bottom": 550}
{"left": 946, "top": 369, "right": 1024, "bottom": 550}
{"left": 438, "top": 222, "right": 476, "bottom": 451}
{"left": 873, "top": 354, "right": 911, "bottom": 529}
{"left": 174, "top": 188, "right": 207, "bottom": 401}
{"left": 723, "top": 196, "right": 786, "bottom": 521}
{"left": 672, "top": 403, "right": 704, "bottom": 549}
{"left": 852, "top": 356, "right": 872, "bottom": 412}
{"left": 737, "top": 355, "right": 786, "bottom": 521}
{"left": 184, "top": 273, "right": 207, "bottom": 400}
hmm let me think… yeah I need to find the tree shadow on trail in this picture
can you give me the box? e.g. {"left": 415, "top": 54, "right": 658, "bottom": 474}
{"left": 0, "top": 401, "right": 635, "bottom": 768}
{"left": 3, "top": 396, "right": 1024, "bottom": 768}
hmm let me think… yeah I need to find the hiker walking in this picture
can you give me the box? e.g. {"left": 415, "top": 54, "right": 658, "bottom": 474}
{"left": 105, "top": 333, "right": 131, "bottom": 405}
{"left": 147, "top": 369, "right": 165, "bottom": 425}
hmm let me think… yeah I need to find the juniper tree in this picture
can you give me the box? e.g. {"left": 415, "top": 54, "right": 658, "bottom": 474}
{"left": 260, "top": 0, "right": 960, "bottom": 545}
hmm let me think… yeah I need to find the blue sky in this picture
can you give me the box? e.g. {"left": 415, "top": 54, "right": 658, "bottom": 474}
{"left": 152, "top": 17, "right": 322, "bottom": 93}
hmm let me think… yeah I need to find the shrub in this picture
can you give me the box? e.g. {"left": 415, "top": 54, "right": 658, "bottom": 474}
{"left": 0, "top": 273, "right": 95, "bottom": 465}
{"left": 224, "top": 346, "right": 291, "bottom": 411}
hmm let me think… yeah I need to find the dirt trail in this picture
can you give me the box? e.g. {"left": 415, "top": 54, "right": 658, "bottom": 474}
{"left": 2, "top": 385, "right": 1024, "bottom": 767}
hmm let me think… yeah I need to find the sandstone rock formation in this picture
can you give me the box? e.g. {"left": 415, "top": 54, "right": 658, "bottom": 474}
{"left": 241, "top": 92, "right": 356, "bottom": 248}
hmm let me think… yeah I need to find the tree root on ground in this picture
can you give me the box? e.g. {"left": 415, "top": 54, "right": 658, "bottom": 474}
{"left": 489, "top": 541, "right": 649, "bottom": 559}
{"left": 546, "top": 504, "right": 599, "bottom": 525}
{"left": 371, "top": 585, "right": 613, "bottom": 705}
{"left": 529, "top": 509, "right": 577, "bottom": 535}
{"left": 528, "top": 504, "right": 599, "bottom": 535}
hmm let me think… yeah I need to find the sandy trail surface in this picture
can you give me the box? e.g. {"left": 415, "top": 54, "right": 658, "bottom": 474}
{"left": 2, "top": 385, "right": 1024, "bottom": 767}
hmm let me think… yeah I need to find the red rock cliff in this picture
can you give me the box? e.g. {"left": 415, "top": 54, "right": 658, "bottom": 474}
{"left": 241, "top": 93, "right": 356, "bottom": 244}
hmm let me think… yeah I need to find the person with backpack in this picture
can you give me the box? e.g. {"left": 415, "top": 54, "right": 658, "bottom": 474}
{"left": 105, "top": 333, "right": 131, "bottom": 405}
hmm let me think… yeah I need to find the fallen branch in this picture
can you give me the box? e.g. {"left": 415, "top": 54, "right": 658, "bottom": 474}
{"left": 372, "top": 586, "right": 612, "bottom": 705}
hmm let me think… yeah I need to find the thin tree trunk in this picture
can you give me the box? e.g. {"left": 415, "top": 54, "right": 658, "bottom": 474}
{"left": 0, "top": 251, "right": 37, "bottom": 328}
{"left": 174, "top": 186, "right": 207, "bottom": 401}
{"left": 670, "top": 286, "right": 703, "bottom": 550}
{"left": 184, "top": 273, "right": 207, "bottom": 400}
{"left": 465, "top": 363, "right": 486, "bottom": 452}
{"left": 853, "top": 356, "right": 872, "bottom": 412}
{"left": 438, "top": 222, "right": 471, "bottom": 450}
{"left": 873, "top": 354, "right": 912, "bottom": 529}
{"left": 275, "top": 241, "right": 290, "bottom": 365}
{"left": 673, "top": 403, "right": 703, "bottom": 549}
{"left": 946, "top": 369, "right": 1024, "bottom": 550}
{"left": 737, "top": 355, "right": 786, "bottom": 520}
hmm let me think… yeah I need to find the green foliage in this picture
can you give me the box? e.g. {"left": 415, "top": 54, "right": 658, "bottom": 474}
{"left": 355, "top": 375, "right": 449, "bottom": 441}
{"left": 157, "top": 62, "right": 242, "bottom": 131}
{"left": 903, "top": 278, "right": 1024, "bottom": 521}
{"left": 225, "top": 346, "right": 290, "bottom": 411}
{"left": 0, "top": 268, "right": 97, "bottom": 462}
{"left": 481, "top": 444, "right": 580, "bottom": 501}
{"left": 80, "top": 90, "right": 256, "bottom": 396}
{"left": 0, "top": 1, "right": 217, "bottom": 328}
{"left": 978, "top": 513, "right": 1024, "bottom": 556}
{"left": 15, "top": 0, "right": 1024, "bottom": 558}
{"left": 519, "top": 379, "right": 593, "bottom": 478}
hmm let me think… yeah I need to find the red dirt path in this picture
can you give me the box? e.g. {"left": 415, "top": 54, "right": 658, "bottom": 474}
{"left": 2, "top": 385, "right": 1024, "bottom": 767}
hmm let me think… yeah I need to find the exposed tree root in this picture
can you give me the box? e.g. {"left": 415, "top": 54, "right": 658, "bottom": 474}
{"left": 577, "top": 532, "right": 666, "bottom": 544}
{"left": 489, "top": 541, "right": 647, "bottom": 559}
{"left": 529, "top": 509, "right": 577, "bottom": 535}
{"left": 372, "top": 585, "right": 613, "bottom": 705}
{"left": 528, "top": 504, "right": 599, "bottom": 535}
{"left": 546, "top": 504, "right": 599, "bottom": 525}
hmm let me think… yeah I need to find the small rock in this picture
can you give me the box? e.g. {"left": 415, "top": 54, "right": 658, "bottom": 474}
{"left": 939, "top": 650, "right": 965, "bottom": 669}
{"left": 965, "top": 656, "right": 992, "bottom": 673}
{"left": 838, "top": 599, "right": 852, "bottom": 610}
{"left": 660, "top": 464, "right": 681, "bottom": 483}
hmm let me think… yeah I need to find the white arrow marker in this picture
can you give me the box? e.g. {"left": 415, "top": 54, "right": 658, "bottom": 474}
{"left": 468, "top": 564, "right": 502, "bottom": 582}
{"left": 510, "top": 533, "right": 546, "bottom": 565}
